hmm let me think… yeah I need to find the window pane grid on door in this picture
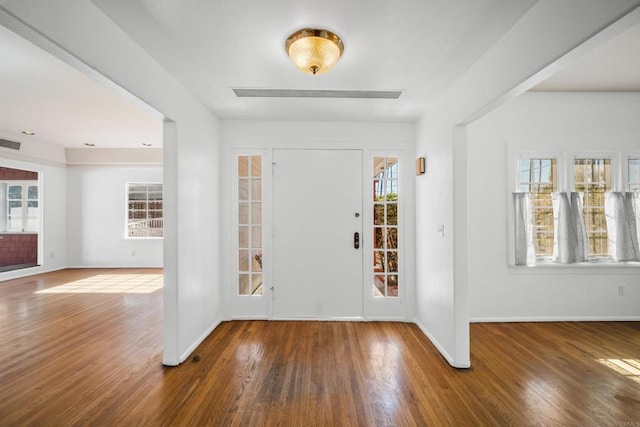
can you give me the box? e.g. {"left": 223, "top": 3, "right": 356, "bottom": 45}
{"left": 574, "top": 158, "right": 611, "bottom": 257}
{"left": 372, "top": 156, "right": 399, "bottom": 298}
{"left": 237, "top": 155, "right": 263, "bottom": 296}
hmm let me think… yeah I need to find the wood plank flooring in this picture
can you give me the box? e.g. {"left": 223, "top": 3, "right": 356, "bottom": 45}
{"left": 1, "top": 269, "right": 639, "bottom": 426}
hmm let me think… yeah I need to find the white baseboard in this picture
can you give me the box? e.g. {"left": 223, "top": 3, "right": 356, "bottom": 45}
{"left": 471, "top": 316, "right": 640, "bottom": 323}
{"left": 270, "top": 316, "right": 365, "bottom": 321}
{"left": 413, "top": 319, "right": 470, "bottom": 369}
{"left": 66, "top": 265, "right": 163, "bottom": 269}
{"left": 0, "top": 265, "right": 66, "bottom": 282}
{"left": 172, "top": 318, "right": 223, "bottom": 366}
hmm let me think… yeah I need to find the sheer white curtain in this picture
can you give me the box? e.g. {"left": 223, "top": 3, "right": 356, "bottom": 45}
{"left": 513, "top": 193, "right": 535, "bottom": 266}
{"left": 604, "top": 192, "right": 640, "bottom": 262}
{"left": 551, "top": 192, "right": 588, "bottom": 264}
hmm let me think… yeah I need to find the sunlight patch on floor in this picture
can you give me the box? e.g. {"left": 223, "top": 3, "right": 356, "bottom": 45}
{"left": 596, "top": 358, "right": 640, "bottom": 384}
{"left": 35, "top": 274, "right": 163, "bottom": 294}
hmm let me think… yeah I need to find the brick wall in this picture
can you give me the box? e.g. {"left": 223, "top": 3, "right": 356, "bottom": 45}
{"left": 0, "top": 167, "right": 38, "bottom": 180}
{"left": 0, "top": 233, "right": 37, "bottom": 267}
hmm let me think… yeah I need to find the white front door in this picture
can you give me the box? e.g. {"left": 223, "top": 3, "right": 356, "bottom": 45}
{"left": 272, "top": 149, "right": 363, "bottom": 319}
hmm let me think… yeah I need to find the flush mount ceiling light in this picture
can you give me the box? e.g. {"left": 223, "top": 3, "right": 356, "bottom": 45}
{"left": 285, "top": 28, "right": 344, "bottom": 75}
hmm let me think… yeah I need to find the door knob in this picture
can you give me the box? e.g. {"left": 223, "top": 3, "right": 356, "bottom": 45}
{"left": 354, "top": 232, "right": 360, "bottom": 249}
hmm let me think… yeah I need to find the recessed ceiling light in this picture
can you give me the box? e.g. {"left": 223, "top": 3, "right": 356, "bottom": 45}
{"left": 84, "top": 143, "right": 95, "bottom": 147}
{"left": 142, "top": 143, "right": 152, "bottom": 147}
{"left": 21, "top": 131, "right": 35, "bottom": 136}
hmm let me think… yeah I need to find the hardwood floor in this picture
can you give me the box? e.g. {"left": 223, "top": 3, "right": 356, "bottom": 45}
{"left": 0, "top": 269, "right": 639, "bottom": 426}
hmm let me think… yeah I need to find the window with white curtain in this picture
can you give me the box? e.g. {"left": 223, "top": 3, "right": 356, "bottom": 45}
{"left": 628, "top": 158, "right": 640, "bottom": 191}
{"left": 512, "top": 150, "right": 640, "bottom": 266}
{"left": 517, "top": 159, "right": 556, "bottom": 257}
{"left": 573, "top": 158, "right": 610, "bottom": 257}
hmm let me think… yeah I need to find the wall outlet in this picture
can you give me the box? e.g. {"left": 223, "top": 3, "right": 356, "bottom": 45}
{"left": 131, "top": 250, "right": 136, "bottom": 257}
{"left": 437, "top": 224, "right": 445, "bottom": 238}
{"left": 618, "top": 285, "right": 626, "bottom": 297}
{"left": 50, "top": 252, "right": 55, "bottom": 258}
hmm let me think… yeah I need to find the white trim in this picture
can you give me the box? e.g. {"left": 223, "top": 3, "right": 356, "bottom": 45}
{"left": 271, "top": 317, "right": 366, "bottom": 322}
{"left": 471, "top": 316, "right": 640, "bottom": 323}
{"left": 414, "top": 319, "right": 471, "bottom": 369}
{"left": 163, "top": 318, "right": 223, "bottom": 366}
{"left": 0, "top": 265, "right": 66, "bottom": 282}
{"left": 65, "top": 265, "right": 163, "bottom": 269}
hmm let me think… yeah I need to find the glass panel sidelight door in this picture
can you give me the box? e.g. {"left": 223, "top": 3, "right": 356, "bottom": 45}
{"left": 372, "top": 156, "right": 399, "bottom": 297}
{"left": 237, "top": 155, "right": 263, "bottom": 296}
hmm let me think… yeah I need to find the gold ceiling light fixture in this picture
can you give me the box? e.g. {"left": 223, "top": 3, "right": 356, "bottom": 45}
{"left": 285, "top": 28, "right": 344, "bottom": 75}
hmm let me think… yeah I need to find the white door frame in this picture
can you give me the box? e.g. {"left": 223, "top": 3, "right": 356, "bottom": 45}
{"left": 227, "top": 146, "right": 413, "bottom": 322}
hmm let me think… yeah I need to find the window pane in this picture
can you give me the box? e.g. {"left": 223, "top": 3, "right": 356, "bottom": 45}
{"left": 386, "top": 158, "right": 398, "bottom": 178}
{"left": 28, "top": 186, "right": 38, "bottom": 199}
{"left": 239, "top": 274, "right": 249, "bottom": 295}
{"left": 518, "top": 158, "right": 557, "bottom": 258}
{"left": 251, "top": 227, "right": 262, "bottom": 248}
{"left": 251, "top": 156, "right": 262, "bottom": 177}
{"left": 574, "top": 158, "right": 610, "bottom": 257}
{"left": 252, "top": 250, "right": 262, "bottom": 272}
{"left": 387, "top": 251, "right": 398, "bottom": 273}
{"left": 238, "top": 179, "right": 249, "bottom": 201}
{"left": 387, "top": 275, "right": 398, "bottom": 297}
{"left": 374, "top": 251, "right": 385, "bottom": 271}
{"left": 387, "top": 228, "right": 398, "bottom": 249}
{"left": 251, "top": 274, "right": 263, "bottom": 295}
{"left": 238, "top": 226, "right": 249, "bottom": 248}
{"left": 148, "top": 191, "right": 163, "bottom": 201}
{"left": 127, "top": 183, "right": 163, "bottom": 237}
{"left": 373, "top": 180, "right": 383, "bottom": 201}
{"left": 239, "top": 250, "right": 249, "bottom": 271}
{"left": 374, "top": 204, "right": 384, "bottom": 225}
{"left": 373, "top": 157, "right": 386, "bottom": 179}
{"left": 238, "top": 203, "right": 249, "bottom": 224}
{"left": 251, "top": 203, "right": 262, "bottom": 225}
{"left": 8, "top": 185, "right": 22, "bottom": 199}
{"left": 374, "top": 275, "right": 385, "bottom": 297}
{"left": 387, "top": 180, "right": 398, "bottom": 197}
{"left": 238, "top": 156, "right": 249, "bottom": 177}
{"left": 374, "top": 228, "right": 384, "bottom": 249}
{"left": 629, "top": 159, "right": 640, "bottom": 191}
{"left": 251, "top": 179, "right": 262, "bottom": 201}
{"left": 386, "top": 203, "right": 398, "bottom": 225}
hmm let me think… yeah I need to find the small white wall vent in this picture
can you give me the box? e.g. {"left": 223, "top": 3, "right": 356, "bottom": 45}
{"left": 0, "top": 139, "right": 21, "bottom": 150}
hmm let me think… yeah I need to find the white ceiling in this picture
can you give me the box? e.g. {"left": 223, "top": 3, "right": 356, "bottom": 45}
{"left": 532, "top": 19, "right": 640, "bottom": 91}
{"left": 0, "top": 24, "right": 162, "bottom": 149}
{"left": 0, "top": 1, "right": 638, "bottom": 150}
{"left": 91, "top": 0, "right": 536, "bottom": 122}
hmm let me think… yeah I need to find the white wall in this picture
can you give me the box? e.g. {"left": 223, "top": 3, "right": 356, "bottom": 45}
{"left": 467, "top": 92, "right": 640, "bottom": 321}
{"left": 66, "top": 166, "right": 162, "bottom": 268}
{"left": 221, "top": 120, "right": 416, "bottom": 321}
{"left": 0, "top": 2, "right": 223, "bottom": 365}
